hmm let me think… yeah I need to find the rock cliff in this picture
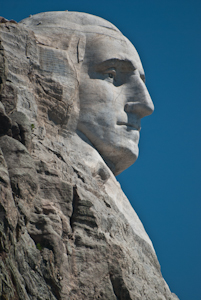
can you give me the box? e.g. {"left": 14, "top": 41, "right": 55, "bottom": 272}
{"left": 0, "top": 14, "right": 179, "bottom": 300}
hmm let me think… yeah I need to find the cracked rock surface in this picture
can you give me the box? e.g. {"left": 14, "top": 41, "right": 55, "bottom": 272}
{"left": 0, "top": 15, "right": 179, "bottom": 300}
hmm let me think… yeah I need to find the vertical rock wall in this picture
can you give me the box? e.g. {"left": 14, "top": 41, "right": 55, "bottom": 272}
{"left": 0, "top": 20, "right": 179, "bottom": 300}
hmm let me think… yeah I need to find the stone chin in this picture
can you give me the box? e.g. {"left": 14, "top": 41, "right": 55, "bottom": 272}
{"left": 103, "top": 144, "right": 139, "bottom": 176}
{"left": 77, "top": 126, "right": 139, "bottom": 176}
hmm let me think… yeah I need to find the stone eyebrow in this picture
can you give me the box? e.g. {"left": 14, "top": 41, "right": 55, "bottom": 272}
{"left": 95, "top": 58, "right": 136, "bottom": 72}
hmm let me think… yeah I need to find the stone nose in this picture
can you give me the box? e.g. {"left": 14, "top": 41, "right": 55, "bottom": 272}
{"left": 124, "top": 78, "right": 154, "bottom": 119}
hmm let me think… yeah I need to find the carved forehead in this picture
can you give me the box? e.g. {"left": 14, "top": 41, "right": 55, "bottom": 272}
{"left": 20, "top": 11, "right": 120, "bottom": 35}
{"left": 20, "top": 11, "right": 126, "bottom": 55}
{"left": 84, "top": 34, "right": 143, "bottom": 73}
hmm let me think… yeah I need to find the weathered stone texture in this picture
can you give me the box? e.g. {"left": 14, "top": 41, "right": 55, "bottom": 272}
{"left": 0, "top": 17, "right": 179, "bottom": 300}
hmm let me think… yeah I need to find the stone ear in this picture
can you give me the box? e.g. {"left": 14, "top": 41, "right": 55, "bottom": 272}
{"left": 67, "top": 33, "right": 86, "bottom": 65}
{"left": 77, "top": 34, "right": 86, "bottom": 63}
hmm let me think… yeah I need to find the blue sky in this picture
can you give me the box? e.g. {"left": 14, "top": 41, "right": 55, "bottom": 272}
{"left": 1, "top": 1, "right": 201, "bottom": 299}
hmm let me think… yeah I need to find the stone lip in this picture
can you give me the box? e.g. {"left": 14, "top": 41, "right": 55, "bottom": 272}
{"left": 0, "top": 16, "right": 179, "bottom": 299}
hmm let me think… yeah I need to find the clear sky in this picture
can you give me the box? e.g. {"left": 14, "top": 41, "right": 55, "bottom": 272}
{"left": 1, "top": 1, "right": 201, "bottom": 299}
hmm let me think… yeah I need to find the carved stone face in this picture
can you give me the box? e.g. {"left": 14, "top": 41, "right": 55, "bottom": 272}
{"left": 77, "top": 34, "right": 154, "bottom": 175}
{"left": 19, "top": 11, "right": 154, "bottom": 175}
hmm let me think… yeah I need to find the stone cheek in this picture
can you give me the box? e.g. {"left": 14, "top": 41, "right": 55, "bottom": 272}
{"left": 0, "top": 19, "right": 179, "bottom": 300}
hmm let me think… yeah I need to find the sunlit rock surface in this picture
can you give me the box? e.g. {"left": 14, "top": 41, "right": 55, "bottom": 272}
{"left": 0, "top": 12, "right": 179, "bottom": 299}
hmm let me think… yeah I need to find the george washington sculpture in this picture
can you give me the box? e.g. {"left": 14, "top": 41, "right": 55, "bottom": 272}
{"left": 0, "top": 11, "right": 179, "bottom": 300}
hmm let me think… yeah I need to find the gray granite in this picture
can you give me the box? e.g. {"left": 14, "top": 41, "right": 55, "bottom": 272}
{"left": 0, "top": 12, "right": 178, "bottom": 299}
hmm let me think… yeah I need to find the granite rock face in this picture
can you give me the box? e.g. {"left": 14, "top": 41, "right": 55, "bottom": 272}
{"left": 0, "top": 13, "right": 179, "bottom": 300}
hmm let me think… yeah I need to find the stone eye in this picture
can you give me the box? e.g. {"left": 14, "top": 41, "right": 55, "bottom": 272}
{"left": 103, "top": 69, "right": 116, "bottom": 81}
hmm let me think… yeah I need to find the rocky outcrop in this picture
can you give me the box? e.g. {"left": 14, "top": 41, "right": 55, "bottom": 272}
{"left": 0, "top": 17, "right": 179, "bottom": 300}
